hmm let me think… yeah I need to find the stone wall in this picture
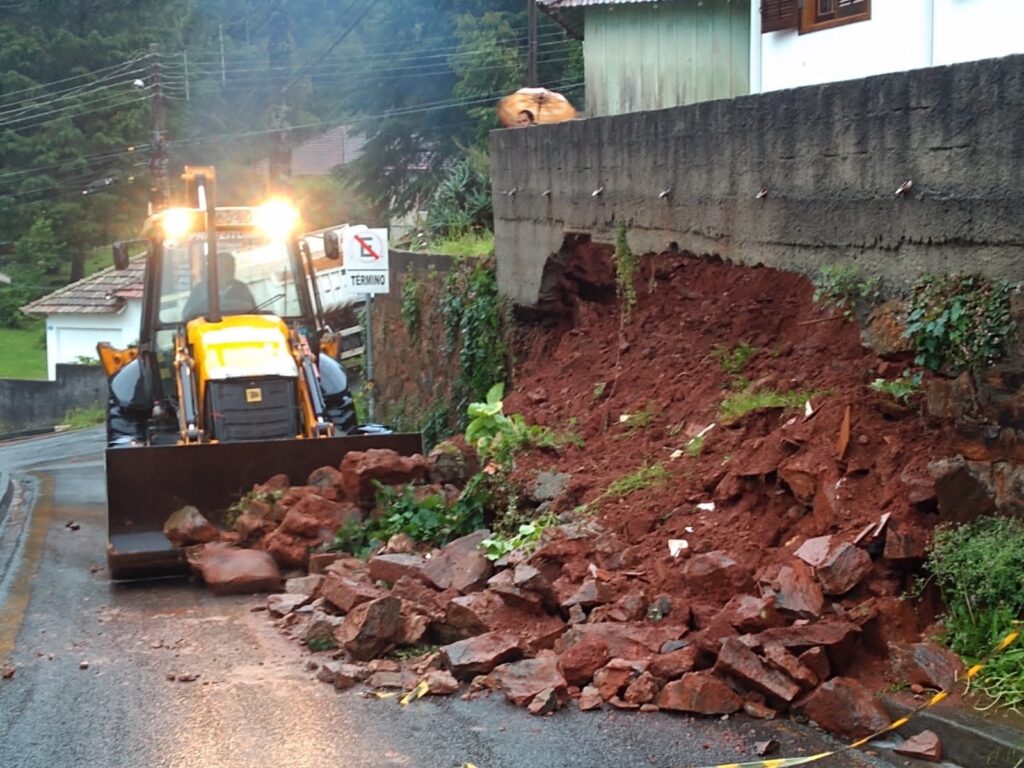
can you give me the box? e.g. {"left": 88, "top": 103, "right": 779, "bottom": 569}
{"left": 369, "top": 250, "right": 458, "bottom": 430}
{"left": 0, "top": 364, "right": 107, "bottom": 436}
{"left": 491, "top": 54, "right": 1024, "bottom": 308}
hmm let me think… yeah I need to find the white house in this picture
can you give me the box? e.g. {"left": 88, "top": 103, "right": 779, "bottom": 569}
{"left": 21, "top": 258, "right": 144, "bottom": 380}
{"left": 756, "top": 0, "right": 1024, "bottom": 94}
{"left": 539, "top": 0, "right": 1024, "bottom": 116}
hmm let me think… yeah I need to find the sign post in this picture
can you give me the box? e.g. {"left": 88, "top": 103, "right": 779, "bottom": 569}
{"left": 340, "top": 226, "right": 390, "bottom": 423}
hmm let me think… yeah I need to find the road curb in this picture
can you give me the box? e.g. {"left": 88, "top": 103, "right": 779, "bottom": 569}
{"left": 0, "top": 471, "right": 11, "bottom": 518}
{"left": 883, "top": 695, "right": 1024, "bottom": 767}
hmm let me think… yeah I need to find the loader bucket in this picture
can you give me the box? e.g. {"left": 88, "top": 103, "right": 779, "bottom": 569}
{"left": 105, "top": 433, "right": 424, "bottom": 580}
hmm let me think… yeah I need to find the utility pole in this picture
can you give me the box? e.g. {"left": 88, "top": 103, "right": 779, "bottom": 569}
{"left": 267, "top": 0, "right": 292, "bottom": 195}
{"left": 183, "top": 50, "right": 190, "bottom": 101}
{"left": 219, "top": 25, "right": 227, "bottom": 85}
{"left": 528, "top": 0, "right": 538, "bottom": 87}
{"left": 148, "top": 43, "right": 169, "bottom": 212}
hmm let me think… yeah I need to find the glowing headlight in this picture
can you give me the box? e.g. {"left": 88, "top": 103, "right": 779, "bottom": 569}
{"left": 254, "top": 200, "right": 299, "bottom": 238}
{"left": 162, "top": 208, "right": 195, "bottom": 239}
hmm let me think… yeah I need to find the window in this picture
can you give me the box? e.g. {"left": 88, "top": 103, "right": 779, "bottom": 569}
{"left": 761, "top": 0, "right": 871, "bottom": 34}
{"left": 801, "top": 0, "right": 871, "bottom": 33}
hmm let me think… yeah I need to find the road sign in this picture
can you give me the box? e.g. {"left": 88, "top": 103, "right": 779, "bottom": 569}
{"left": 341, "top": 226, "right": 389, "bottom": 295}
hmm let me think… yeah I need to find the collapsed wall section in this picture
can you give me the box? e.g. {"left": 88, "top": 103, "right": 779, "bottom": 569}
{"left": 491, "top": 54, "right": 1024, "bottom": 307}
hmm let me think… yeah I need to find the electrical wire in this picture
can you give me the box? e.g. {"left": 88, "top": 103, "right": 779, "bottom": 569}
{"left": 0, "top": 52, "right": 150, "bottom": 104}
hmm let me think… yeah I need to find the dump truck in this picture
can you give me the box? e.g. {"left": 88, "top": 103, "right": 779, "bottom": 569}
{"left": 98, "top": 167, "right": 420, "bottom": 579}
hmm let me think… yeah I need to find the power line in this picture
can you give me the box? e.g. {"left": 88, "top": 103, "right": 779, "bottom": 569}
{"left": 0, "top": 52, "right": 150, "bottom": 104}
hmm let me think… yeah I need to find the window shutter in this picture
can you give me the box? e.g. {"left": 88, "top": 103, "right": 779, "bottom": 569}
{"left": 761, "top": 0, "right": 800, "bottom": 32}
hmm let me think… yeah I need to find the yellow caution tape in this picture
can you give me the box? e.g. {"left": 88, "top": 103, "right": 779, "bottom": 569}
{"left": 399, "top": 678, "right": 429, "bottom": 706}
{"left": 684, "top": 628, "right": 1022, "bottom": 768}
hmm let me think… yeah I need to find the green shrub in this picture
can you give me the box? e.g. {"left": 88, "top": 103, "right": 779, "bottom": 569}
{"left": 813, "top": 264, "right": 883, "bottom": 317}
{"left": 711, "top": 342, "right": 757, "bottom": 375}
{"left": 614, "top": 223, "right": 637, "bottom": 319}
{"left": 905, "top": 274, "right": 1015, "bottom": 373}
{"left": 870, "top": 372, "right": 922, "bottom": 403}
{"left": 926, "top": 517, "right": 1024, "bottom": 709}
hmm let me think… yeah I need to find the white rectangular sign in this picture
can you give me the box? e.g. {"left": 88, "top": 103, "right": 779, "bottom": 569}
{"left": 341, "top": 226, "right": 390, "bottom": 295}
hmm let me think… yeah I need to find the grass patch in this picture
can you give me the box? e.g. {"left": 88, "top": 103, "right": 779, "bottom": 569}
{"left": 425, "top": 230, "right": 494, "bottom": 258}
{"left": 389, "top": 644, "right": 439, "bottom": 661}
{"left": 684, "top": 434, "right": 705, "bottom": 457}
{"left": 61, "top": 405, "right": 105, "bottom": 429}
{"left": 711, "top": 342, "right": 757, "bottom": 375}
{"left": 926, "top": 516, "right": 1024, "bottom": 711}
{"left": 0, "top": 322, "right": 46, "bottom": 379}
{"left": 720, "top": 389, "right": 823, "bottom": 421}
{"left": 579, "top": 462, "right": 670, "bottom": 514}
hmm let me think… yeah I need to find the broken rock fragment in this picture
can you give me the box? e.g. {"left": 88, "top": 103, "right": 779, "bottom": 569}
{"left": 267, "top": 593, "right": 308, "bottom": 617}
{"left": 773, "top": 562, "right": 826, "bottom": 619}
{"left": 335, "top": 596, "right": 401, "bottom": 661}
{"left": 420, "top": 530, "right": 492, "bottom": 593}
{"left": 367, "top": 553, "right": 427, "bottom": 585}
{"left": 558, "top": 635, "right": 611, "bottom": 686}
{"left": 339, "top": 449, "right": 427, "bottom": 507}
{"left": 492, "top": 656, "right": 568, "bottom": 707}
{"left": 655, "top": 671, "right": 742, "bottom": 715}
{"left": 714, "top": 638, "right": 801, "bottom": 703}
{"left": 815, "top": 542, "right": 873, "bottom": 596}
{"left": 888, "top": 641, "right": 964, "bottom": 691}
{"left": 193, "top": 546, "right": 282, "bottom": 596}
{"left": 320, "top": 573, "right": 384, "bottom": 614}
{"left": 796, "top": 677, "right": 890, "bottom": 739}
{"left": 441, "top": 631, "right": 522, "bottom": 680}
{"left": 682, "top": 551, "right": 755, "bottom": 596}
{"left": 163, "top": 505, "right": 221, "bottom": 546}
{"left": 894, "top": 730, "right": 942, "bottom": 762}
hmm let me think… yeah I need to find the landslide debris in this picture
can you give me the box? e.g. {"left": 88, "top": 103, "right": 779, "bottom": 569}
{"left": 183, "top": 248, "right": 971, "bottom": 742}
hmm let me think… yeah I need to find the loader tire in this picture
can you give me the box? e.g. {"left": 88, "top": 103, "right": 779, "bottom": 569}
{"left": 324, "top": 390, "right": 358, "bottom": 436}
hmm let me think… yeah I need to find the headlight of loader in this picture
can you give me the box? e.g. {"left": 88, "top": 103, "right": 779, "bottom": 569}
{"left": 254, "top": 200, "right": 299, "bottom": 239}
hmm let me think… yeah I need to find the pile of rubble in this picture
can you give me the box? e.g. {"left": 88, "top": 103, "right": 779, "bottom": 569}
{"left": 174, "top": 249, "right": 979, "bottom": 745}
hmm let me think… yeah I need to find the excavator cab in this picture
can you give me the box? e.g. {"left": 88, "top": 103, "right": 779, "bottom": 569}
{"left": 99, "top": 168, "right": 420, "bottom": 579}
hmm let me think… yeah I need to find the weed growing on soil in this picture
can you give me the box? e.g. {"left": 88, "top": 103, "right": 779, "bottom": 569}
{"left": 870, "top": 372, "right": 922, "bottom": 404}
{"left": 466, "top": 383, "right": 582, "bottom": 465}
{"left": 400, "top": 267, "right": 421, "bottom": 343}
{"left": 307, "top": 637, "right": 337, "bottom": 652}
{"left": 719, "top": 389, "right": 821, "bottom": 421}
{"left": 905, "top": 274, "right": 1015, "bottom": 373}
{"left": 813, "top": 264, "right": 882, "bottom": 318}
{"left": 685, "top": 435, "right": 705, "bottom": 457}
{"left": 577, "top": 462, "right": 669, "bottom": 515}
{"left": 593, "top": 381, "right": 607, "bottom": 400}
{"left": 926, "top": 517, "right": 1024, "bottom": 710}
{"left": 480, "top": 513, "right": 557, "bottom": 561}
{"left": 614, "top": 223, "right": 637, "bottom": 319}
{"left": 389, "top": 644, "right": 439, "bottom": 661}
{"left": 711, "top": 342, "right": 757, "bottom": 375}
{"left": 333, "top": 482, "right": 484, "bottom": 556}
{"left": 226, "top": 487, "right": 284, "bottom": 527}
{"left": 62, "top": 405, "right": 105, "bottom": 429}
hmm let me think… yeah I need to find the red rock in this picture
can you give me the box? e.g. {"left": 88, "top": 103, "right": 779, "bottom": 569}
{"left": 487, "top": 569, "right": 544, "bottom": 609}
{"left": 608, "top": 695, "right": 640, "bottom": 710}
{"left": 303, "top": 609, "right": 343, "bottom": 646}
{"left": 648, "top": 645, "right": 700, "bottom": 680}
{"left": 592, "top": 658, "right": 638, "bottom": 700}
{"left": 888, "top": 642, "right": 964, "bottom": 691}
{"left": 762, "top": 644, "right": 819, "bottom": 690}
{"left": 367, "top": 670, "right": 404, "bottom": 689}
{"left": 883, "top": 520, "right": 930, "bottom": 561}
{"left": 894, "top": 730, "right": 942, "bottom": 762}
{"left": 815, "top": 542, "right": 873, "bottom": 596}
{"left": 260, "top": 529, "right": 313, "bottom": 570}
{"left": 192, "top": 546, "right": 281, "bottom": 595}
{"left": 335, "top": 596, "right": 401, "bottom": 660}
{"left": 383, "top": 532, "right": 417, "bottom": 554}
{"left": 339, "top": 449, "right": 427, "bottom": 507}
{"left": 441, "top": 631, "right": 522, "bottom": 680}
{"left": 779, "top": 454, "right": 821, "bottom": 505}
{"left": 272, "top": 486, "right": 318, "bottom": 518}
{"left": 421, "top": 531, "right": 493, "bottom": 593}
{"left": 589, "top": 593, "right": 650, "bottom": 623}
{"left": 794, "top": 535, "right": 834, "bottom": 567}
{"left": 285, "top": 574, "right": 322, "bottom": 595}
{"left": 743, "top": 700, "right": 778, "bottom": 719}
{"left": 426, "top": 439, "right": 480, "bottom": 486}
{"left": 389, "top": 575, "right": 443, "bottom": 612}
{"left": 560, "top": 622, "right": 686, "bottom": 661}
{"left": 512, "top": 564, "right": 553, "bottom": 597}
{"left": 320, "top": 573, "right": 384, "bottom": 614}
{"left": 656, "top": 672, "right": 742, "bottom": 715}
{"left": 492, "top": 656, "right": 568, "bottom": 707}
{"left": 267, "top": 593, "right": 308, "bottom": 617}
{"left": 442, "top": 590, "right": 514, "bottom": 637}
{"left": 308, "top": 552, "right": 347, "bottom": 574}
{"left": 260, "top": 473, "right": 290, "bottom": 489}
{"left": 234, "top": 511, "right": 276, "bottom": 541}
{"left": 558, "top": 636, "right": 611, "bottom": 686}
{"left": 723, "top": 594, "right": 784, "bottom": 633}
{"left": 754, "top": 621, "right": 860, "bottom": 650}
{"left": 578, "top": 685, "right": 603, "bottom": 711}
{"left": 798, "top": 647, "right": 831, "bottom": 681}
{"left": 367, "top": 553, "right": 427, "bottom": 585}
{"left": 528, "top": 686, "right": 562, "bottom": 715}
{"left": 396, "top": 607, "right": 430, "bottom": 646}
{"left": 623, "top": 671, "right": 661, "bottom": 705}
{"left": 307, "top": 465, "right": 344, "bottom": 491}
{"left": 424, "top": 669, "right": 460, "bottom": 695}
{"left": 683, "top": 551, "right": 754, "bottom": 595}
{"left": 561, "top": 579, "right": 615, "bottom": 609}
{"left": 368, "top": 658, "right": 400, "bottom": 673}
{"left": 774, "top": 562, "right": 826, "bottom": 619}
{"left": 796, "top": 677, "right": 890, "bottom": 739}
{"left": 163, "top": 505, "right": 221, "bottom": 546}
{"left": 714, "top": 638, "right": 801, "bottom": 703}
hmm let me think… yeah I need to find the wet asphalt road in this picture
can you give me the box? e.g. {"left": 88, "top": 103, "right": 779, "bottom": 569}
{"left": 0, "top": 430, "right": 907, "bottom": 768}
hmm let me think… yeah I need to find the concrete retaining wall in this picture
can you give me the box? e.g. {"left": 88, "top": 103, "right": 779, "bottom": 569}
{"left": 491, "top": 54, "right": 1024, "bottom": 307}
{"left": 0, "top": 365, "right": 107, "bottom": 436}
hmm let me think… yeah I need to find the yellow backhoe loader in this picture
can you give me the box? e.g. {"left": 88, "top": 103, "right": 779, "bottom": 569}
{"left": 98, "top": 167, "right": 420, "bottom": 579}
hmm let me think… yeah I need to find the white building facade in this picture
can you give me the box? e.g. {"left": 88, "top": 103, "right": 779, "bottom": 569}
{"left": 753, "top": 0, "right": 1024, "bottom": 94}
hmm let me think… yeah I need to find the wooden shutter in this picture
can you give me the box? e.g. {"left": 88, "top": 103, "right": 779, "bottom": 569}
{"left": 761, "top": 0, "right": 800, "bottom": 32}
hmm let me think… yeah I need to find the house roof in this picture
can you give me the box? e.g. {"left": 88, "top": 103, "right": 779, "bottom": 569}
{"left": 21, "top": 256, "right": 145, "bottom": 316}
